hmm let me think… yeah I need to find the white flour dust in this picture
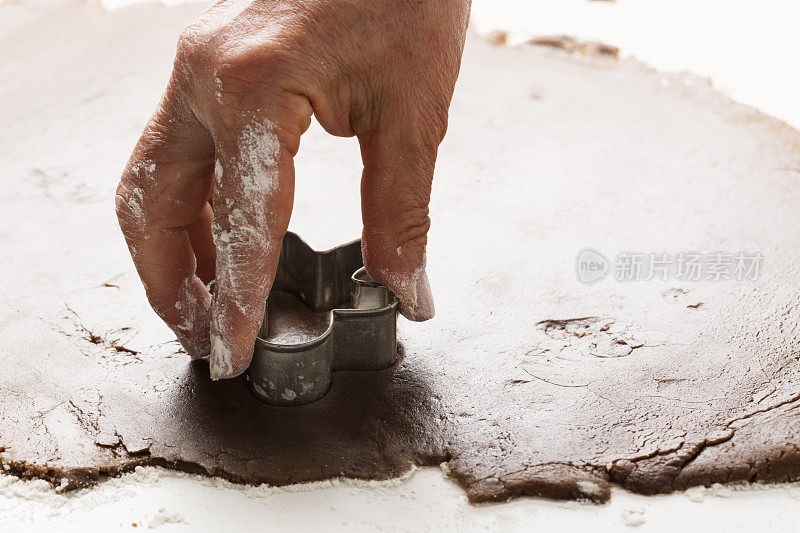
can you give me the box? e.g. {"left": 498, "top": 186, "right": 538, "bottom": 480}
{"left": 0, "top": 464, "right": 418, "bottom": 511}
{"left": 683, "top": 483, "right": 734, "bottom": 502}
{"left": 209, "top": 118, "right": 281, "bottom": 379}
{"left": 576, "top": 480, "right": 605, "bottom": 499}
{"left": 620, "top": 507, "right": 646, "bottom": 527}
{"left": 147, "top": 507, "right": 186, "bottom": 528}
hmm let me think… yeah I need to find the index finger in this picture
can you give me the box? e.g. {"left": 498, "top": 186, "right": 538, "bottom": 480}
{"left": 207, "top": 116, "right": 295, "bottom": 379}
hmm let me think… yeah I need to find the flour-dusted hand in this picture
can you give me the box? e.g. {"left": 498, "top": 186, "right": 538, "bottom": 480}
{"left": 115, "top": 0, "right": 471, "bottom": 379}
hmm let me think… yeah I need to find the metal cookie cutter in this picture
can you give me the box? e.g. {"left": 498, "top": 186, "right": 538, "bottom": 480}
{"left": 248, "top": 232, "right": 398, "bottom": 406}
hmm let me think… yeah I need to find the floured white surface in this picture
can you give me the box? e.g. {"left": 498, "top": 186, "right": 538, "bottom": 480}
{"left": 2, "top": 467, "right": 800, "bottom": 532}
{"left": 471, "top": 0, "right": 800, "bottom": 131}
{"left": 2, "top": 0, "right": 800, "bottom": 531}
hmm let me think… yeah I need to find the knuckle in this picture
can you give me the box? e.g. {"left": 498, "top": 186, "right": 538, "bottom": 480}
{"left": 175, "top": 22, "right": 215, "bottom": 69}
{"left": 392, "top": 204, "right": 431, "bottom": 251}
{"left": 270, "top": 93, "right": 313, "bottom": 153}
{"left": 428, "top": 110, "right": 449, "bottom": 146}
{"left": 363, "top": 218, "right": 429, "bottom": 275}
{"left": 212, "top": 42, "right": 292, "bottom": 91}
{"left": 415, "top": 102, "right": 450, "bottom": 148}
{"left": 212, "top": 50, "right": 257, "bottom": 88}
{"left": 364, "top": 196, "right": 431, "bottom": 260}
{"left": 114, "top": 179, "right": 146, "bottom": 235}
{"left": 211, "top": 45, "right": 310, "bottom": 130}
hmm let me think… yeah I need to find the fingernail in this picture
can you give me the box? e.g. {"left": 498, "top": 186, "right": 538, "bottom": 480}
{"left": 398, "top": 268, "right": 435, "bottom": 322}
{"left": 169, "top": 275, "right": 212, "bottom": 360}
{"left": 209, "top": 332, "right": 235, "bottom": 380}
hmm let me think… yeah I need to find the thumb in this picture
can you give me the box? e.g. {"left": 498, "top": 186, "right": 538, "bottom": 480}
{"left": 358, "top": 128, "right": 439, "bottom": 321}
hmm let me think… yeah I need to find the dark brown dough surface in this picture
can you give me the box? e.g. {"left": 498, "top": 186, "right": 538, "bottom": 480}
{"left": 2, "top": 2, "right": 800, "bottom": 504}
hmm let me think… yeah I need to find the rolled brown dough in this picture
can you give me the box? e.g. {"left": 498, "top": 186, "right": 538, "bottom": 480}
{"left": 1, "top": 2, "right": 800, "bottom": 503}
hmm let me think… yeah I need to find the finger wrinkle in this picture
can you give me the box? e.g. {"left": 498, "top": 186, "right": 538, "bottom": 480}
{"left": 115, "top": 185, "right": 148, "bottom": 236}
{"left": 117, "top": 158, "right": 160, "bottom": 235}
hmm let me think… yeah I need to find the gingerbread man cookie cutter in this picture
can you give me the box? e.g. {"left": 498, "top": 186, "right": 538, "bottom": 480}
{"left": 246, "top": 232, "right": 399, "bottom": 406}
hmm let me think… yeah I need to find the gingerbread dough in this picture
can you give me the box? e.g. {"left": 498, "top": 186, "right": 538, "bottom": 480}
{"left": 1, "top": 2, "right": 799, "bottom": 503}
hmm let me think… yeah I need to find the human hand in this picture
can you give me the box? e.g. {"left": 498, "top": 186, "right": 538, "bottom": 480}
{"left": 115, "top": 0, "right": 470, "bottom": 379}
